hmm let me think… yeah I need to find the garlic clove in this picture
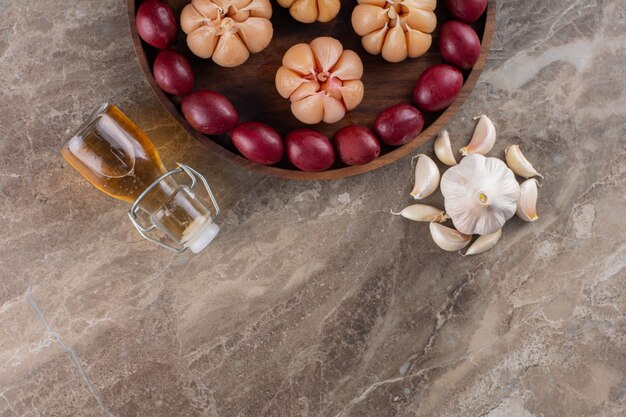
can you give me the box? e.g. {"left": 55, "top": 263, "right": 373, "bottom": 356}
{"left": 406, "top": 27, "right": 432, "bottom": 58}
{"left": 317, "top": 0, "right": 341, "bottom": 23}
{"left": 233, "top": 0, "right": 252, "bottom": 9}
{"left": 462, "top": 229, "right": 502, "bottom": 256}
{"left": 192, "top": 0, "right": 221, "bottom": 20}
{"left": 322, "top": 95, "right": 346, "bottom": 124}
{"left": 516, "top": 178, "right": 540, "bottom": 222}
{"left": 291, "top": 93, "right": 324, "bottom": 124}
{"left": 212, "top": 32, "right": 250, "bottom": 67}
{"left": 402, "top": 6, "right": 437, "bottom": 33}
{"left": 357, "top": 0, "right": 387, "bottom": 6}
{"left": 321, "top": 78, "right": 343, "bottom": 100}
{"left": 289, "top": 0, "right": 319, "bottom": 23}
{"left": 186, "top": 25, "right": 219, "bottom": 59}
{"left": 406, "top": 0, "right": 437, "bottom": 10}
{"left": 434, "top": 130, "right": 457, "bottom": 166}
{"left": 310, "top": 37, "right": 344, "bottom": 73}
{"left": 241, "top": 0, "right": 273, "bottom": 19}
{"left": 351, "top": 5, "right": 389, "bottom": 36}
{"left": 391, "top": 204, "right": 449, "bottom": 223}
{"left": 289, "top": 80, "right": 321, "bottom": 102}
{"left": 338, "top": 80, "right": 365, "bottom": 111}
{"left": 180, "top": 4, "right": 209, "bottom": 34}
{"left": 331, "top": 50, "right": 364, "bottom": 81}
{"left": 505, "top": 145, "right": 544, "bottom": 180}
{"left": 275, "top": 67, "right": 307, "bottom": 99}
{"left": 229, "top": 7, "right": 251, "bottom": 22}
{"left": 460, "top": 115, "right": 496, "bottom": 156}
{"left": 430, "top": 222, "right": 471, "bottom": 252}
{"left": 209, "top": 0, "right": 228, "bottom": 10}
{"left": 236, "top": 18, "right": 273, "bottom": 53}
{"left": 410, "top": 154, "right": 440, "bottom": 200}
{"left": 282, "top": 43, "right": 316, "bottom": 75}
{"left": 382, "top": 18, "right": 408, "bottom": 63}
{"left": 362, "top": 23, "right": 389, "bottom": 55}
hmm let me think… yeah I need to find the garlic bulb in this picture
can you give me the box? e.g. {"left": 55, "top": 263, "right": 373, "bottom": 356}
{"left": 181, "top": 0, "right": 273, "bottom": 67}
{"left": 460, "top": 115, "right": 496, "bottom": 156}
{"left": 505, "top": 145, "right": 544, "bottom": 179}
{"left": 517, "top": 178, "right": 540, "bottom": 222}
{"left": 430, "top": 222, "right": 471, "bottom": 251}
{"left": 440, "top": 154, "right": 520, "bottom": 235}
{"left": 462, "top": 229, "right": 502, "bottom": 256}
{"left": 391, "top": 204, "right": 449, "bottom": 222}
{"left": 410, "top": 154, "right": 440, "bottom": 200}
{"left": 277, "top": 0, "right": 340, "bottom": 23}
{"left": 275, "top": 37, "right": 365, "bottom": 124}
{"left": 351, "top": 0, "right": 437, "bottom": 63}
{"left": 434, "top": 130, "right": 457, "bottom": 166}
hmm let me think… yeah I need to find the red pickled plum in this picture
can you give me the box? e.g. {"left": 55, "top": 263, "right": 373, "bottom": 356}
{"left": 153, "top": 49, "right": 194, "bottom": 96}
{"left": 374, "top": 104, "right": 425, "bottom": 146}
{"left": 439, "top": 21, "right": 481, "bottom": 70}
{"left": 286, "top": 130, "right": 335, "bottom": 172}
{"left": 136, "top": 0, "right": 178, "bottom": 49}
{"left": 181, "top": 91, "right": 238, "bottom": 135}
{"left": 334, "top": 125, "right": 380, "bottom": 166}
{"left": 444, "top": 0, "right": 487, "bottom": 23}
{"left": 231, "top": 122, "right": 284, "bottom": 165}
{"left": 413, "top": 64, "right": 464, "bottom": 113}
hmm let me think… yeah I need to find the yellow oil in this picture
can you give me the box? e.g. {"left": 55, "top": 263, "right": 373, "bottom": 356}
{"left": 61, "top": 104, "right": 168, "bottom": 205}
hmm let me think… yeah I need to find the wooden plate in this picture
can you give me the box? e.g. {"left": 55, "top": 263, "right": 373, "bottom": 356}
{"left": 128, "top": 0, "right": 496, "bottom": 180}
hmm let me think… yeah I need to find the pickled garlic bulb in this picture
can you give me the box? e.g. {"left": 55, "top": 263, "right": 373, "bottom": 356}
{"left": 275, "top": 37, "right": 365, "bottom": 124}
{"left": 181, "top": 0, "right": 273, "bottom": 67}
{"left": 351, "top": 0, "right": 437, "bottom": 63}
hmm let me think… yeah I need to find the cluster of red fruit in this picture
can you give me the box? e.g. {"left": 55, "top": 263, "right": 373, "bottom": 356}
{"left": 135, "top": 0, "right": 487, "bottom": 172}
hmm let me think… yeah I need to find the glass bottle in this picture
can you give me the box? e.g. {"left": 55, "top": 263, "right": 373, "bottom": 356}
{"left": 61, "top": 102, "right": 220, "bottom": 253}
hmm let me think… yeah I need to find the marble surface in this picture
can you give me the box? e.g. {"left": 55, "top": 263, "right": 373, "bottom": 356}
{"left": 1, "top": 1, "right": 625, "bottom": 416}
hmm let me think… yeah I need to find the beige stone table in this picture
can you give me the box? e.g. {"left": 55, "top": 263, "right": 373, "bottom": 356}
{"left": 1, "top": 1, "right": 624, "bottom": 416}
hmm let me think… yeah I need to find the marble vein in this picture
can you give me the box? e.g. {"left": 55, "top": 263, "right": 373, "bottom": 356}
{"left": 25, "top": 288, "right": 115, "bottom": 417}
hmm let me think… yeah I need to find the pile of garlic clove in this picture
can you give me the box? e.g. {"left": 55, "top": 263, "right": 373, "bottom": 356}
{"left": 391, "top": 115, "right": 544, "bottom": 255}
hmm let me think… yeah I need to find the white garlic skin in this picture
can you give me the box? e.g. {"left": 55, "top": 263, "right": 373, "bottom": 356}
{"left": 410, "top": 154, "right": 440, "bottom": 200}
{"left": 463, "top": 229, "right": 502, "bottom": 256}
{"left": 440, "top": 154, "right": 520, "bottom": 236}
{"left": 430, "top": 222, "right": 471, "bottom": 252}
{"left": 460, "top": 115, "right": 496, "bottom": 156}
{"left": 391, "top": 204, "right": 449, "bottom": 223}
{"left": 505, "top": 145, "right": 544, "bottom": 179}
{"left": 516, "top": 179, "right": 540, "bottom": 222}
{"left": 434, "top": 130, "right": 457, "bottom": 166}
